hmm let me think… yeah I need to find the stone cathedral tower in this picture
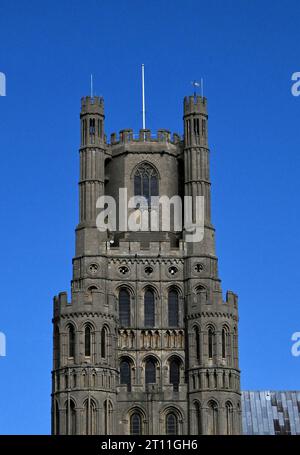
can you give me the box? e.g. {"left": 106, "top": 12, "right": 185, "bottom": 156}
{"left": 51, "top": 93, "right": 242, "bottom": 435}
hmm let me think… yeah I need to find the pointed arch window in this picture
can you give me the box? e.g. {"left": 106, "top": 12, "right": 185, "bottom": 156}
{"left": 233, "top": 327, "right": 238, "bottom": 368}
{"left": 84, "top": 399, "right": 97, "bottom": 435}
{"left": 134, "top": 163, "right": 159, "bottom": 202}
{"left": 168, "top": 289, "right": 179, "bottom": 327}
{"left": 55, "top": 400, "right": 60, "bottom": 435}
{"left": 101, "top": 326, "right": 108, "bottom": 358}
{"left": 82, "top": 119, "right": 87, "bottom": 145}
{"left": 166, "top": 413, "right": 178, "bottom": 435}
{"left": 119, "top": 289, "right": 130, "bottom": 326}
{"left": 208, "top": 327, "right": 215, "bottom": 359}
{"left": 89, "top": 118, "right": 95, "bottom": 143}
{"left": 225, "top": 402, "right": 233, "bottom": 435}
{"left": 130, "top": 412, "right": 142, "bottom": 435}
{"left": 85, "top": 326, "right": 91, "bottom": 357}
{"left": 186, "top": 119, "right": 191, "bottom": 145}
{"left": 169, "top": 358, "right": 180, "bottom": 391}
{"left": 68, "top": 325, "right": 75, "bottom": 358}
{"left": 193, "top": 118, "right": 200, "bottom": 136}
{"left": 222, "top": 328, "right": 226, "bottom": 358}
{"left": 194, "top": 402, "right": 201, "bottom": 434}
{"left": 144, "top": 289, "right": 155, "bottom": 327}
{"left": 54, "top": 325, "right": 60, "bottom": 368}
{"left": 207, "top": 401, "right": 218, "bottom": 435}
{"left": 201, "top": 119, "right": 206, "bottom": 137}
{"left": 222, "top": 326, "right": 229, "bottom": 359}
{"left": 66, "top": 400, "right": 76, "bottom": 435}
{"left": 104, "top": 400, "right": 113, "bottom": 435}
{"left": 120, "top": 358, "right": 131, "bottom": 390}
{"left": 195, "top": 326, "right": 200, "bottom": 361}
{"left": 145, "top": 358, "right": 156, "bottom": 384}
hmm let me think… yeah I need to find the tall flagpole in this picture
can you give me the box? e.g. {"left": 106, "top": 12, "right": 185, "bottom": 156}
{"left": 142, "top": 64, "right": 146, "bottom": 129}
{"left": 91, "top": 74, "right": 93, "bottom": 98}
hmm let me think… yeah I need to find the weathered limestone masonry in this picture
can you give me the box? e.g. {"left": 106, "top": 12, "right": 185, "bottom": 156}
{"left": 51, "top": 94, "right": 242, "bottom": 435}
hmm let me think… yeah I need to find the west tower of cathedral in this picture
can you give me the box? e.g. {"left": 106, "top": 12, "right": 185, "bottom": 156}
{"left": 51, "top": 94, "right": 241, "bottom": 435}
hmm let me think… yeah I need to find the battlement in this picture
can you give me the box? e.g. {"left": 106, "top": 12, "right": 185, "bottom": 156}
{"left": 81, "top": 96, "right": 104, "bottom": 115}
{"left": 110, "top": 128, "right": 182, "bottom": 145}
{"left": 53, "top": 291, "right": 70, "bottom": 316}
{"left": 105, "top": 239, "right": 185, "bottom": 257}
{"left": 184, "top": 95, "right": 207, "bottom": 116}
{"left": 225, "top": 290, "right": 238, "bottom": 309}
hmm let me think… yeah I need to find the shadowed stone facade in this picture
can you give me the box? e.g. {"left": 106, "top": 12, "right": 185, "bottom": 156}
{"left": 51, "top": 94, "right": 242, "bottom": 435}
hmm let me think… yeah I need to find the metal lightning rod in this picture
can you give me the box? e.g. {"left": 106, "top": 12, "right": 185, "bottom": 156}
{"left": 142, "top": 64, "right": 146, "bottom": 129}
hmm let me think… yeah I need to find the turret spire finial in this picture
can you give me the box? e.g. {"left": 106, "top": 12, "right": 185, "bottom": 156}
{"left": 90, "top": 74, "right": 93, "bottom": 99}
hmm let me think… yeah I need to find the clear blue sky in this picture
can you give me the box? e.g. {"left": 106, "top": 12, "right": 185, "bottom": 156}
{"left": 0, "top": 0, "right": 300, "bottom": 434}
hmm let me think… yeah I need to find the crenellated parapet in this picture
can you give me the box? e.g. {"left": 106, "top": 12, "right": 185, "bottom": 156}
{"left": 110, "top": 128, "right": 182, "bottom": 145}
{"left": 184, "top": 95, "right": 207, "bottom": 116}
{"left": 80, "top": 96, "right": 104, "bottom": 116}
{"left": 106, "top": 239, "right": 185, "bottom": 255}
{"left": 53, "top": 292, "right": 69, "bottom": 318}
{"left": 225, "top": 291, "right": 238, "bottom": 310}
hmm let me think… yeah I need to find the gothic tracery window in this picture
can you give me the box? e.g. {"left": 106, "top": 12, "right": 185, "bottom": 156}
{"left": 134, "top": 163, "right": 159, "bottom": 202}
